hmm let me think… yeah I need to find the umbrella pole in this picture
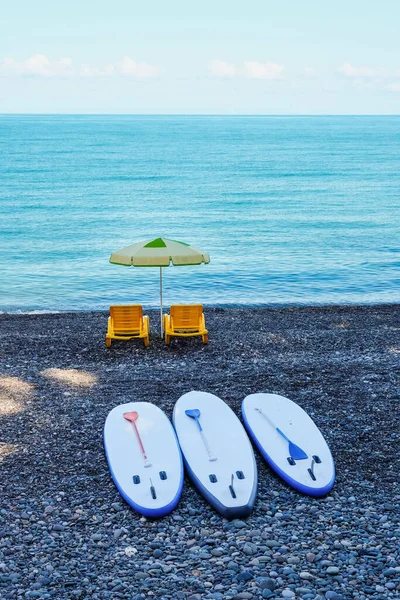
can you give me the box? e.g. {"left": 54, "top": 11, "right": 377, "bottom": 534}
{"left": 160, "top": 266, "right": 163, "bottom": 338}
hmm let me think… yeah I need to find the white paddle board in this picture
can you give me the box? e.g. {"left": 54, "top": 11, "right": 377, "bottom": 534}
{"left": 242, "top": 393, "right": 335, "bottom": 497}
{"left": 104, "top": 402, "right": 184, "bottom": 517}
{"left": 173, "top": 391, "right": 257, "bottom": 519}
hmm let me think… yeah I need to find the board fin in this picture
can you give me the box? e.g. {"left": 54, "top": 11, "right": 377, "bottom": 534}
{"left": 150, "top": 478, "right": 157, "bottom": 499}
{"left": 308, "top": 458, "right": 317, "bottom": 481}
{"left": 229, "top": 473, "right": 237, "bottom": 498}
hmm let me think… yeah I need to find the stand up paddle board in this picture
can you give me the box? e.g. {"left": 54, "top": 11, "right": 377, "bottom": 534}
{"left": 104, "top": 402, "right": 183, "bottom": 517}
{"left": 173, "top": 391, "right": 257, "bottom": 519}
{"left": 242, "top": 393, "right": 335, "bottom": 497}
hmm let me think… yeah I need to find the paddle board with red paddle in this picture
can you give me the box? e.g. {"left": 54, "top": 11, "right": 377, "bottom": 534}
{"left": 104, "top": 402, "right": 183, "bottom": 517}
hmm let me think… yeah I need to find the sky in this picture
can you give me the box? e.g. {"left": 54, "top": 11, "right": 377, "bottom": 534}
{"left": 0, "top": 0, "right": 399, "bottom": 114}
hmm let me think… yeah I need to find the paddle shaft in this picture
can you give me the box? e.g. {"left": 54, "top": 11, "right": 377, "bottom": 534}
{"left": 193, "top": 415, "right": 217, "bottom": 462}
{"left": 255, "top": 407, "right": 288, "bottom": 441}
{"left": 160, "top": 266, "right": 163, "bottom": 337}
{"left": 131, "top": 419, "right": 151, "bottom": 466}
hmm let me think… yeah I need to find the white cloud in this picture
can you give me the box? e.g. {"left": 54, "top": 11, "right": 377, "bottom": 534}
{"left": 1, "top": 54, "right": 74, "bottom": 77}
{"left": 338, "top": 62, "right": 377, "bottom": 78}
{"left": 118, "top": 57, "right": 161, "bottom": 78}
{"left": 337, "top": 62, "right": 400, "bottom": 79}
{"left": 243, "top": 61, "right": 284, "bottom": 80}
{"left": 209, "top": 60, "right": 236, "bottom": 77}
{"left": 386, "top": 82, "right": 400, "bottom": 92}
{"left": 337, "top": 63, "right": 400, "bottom": 92}
{"left": 209, "top": 59, "right": 284, "bottom": 80}
{"left": 0, "top": 55, "right": 161, "bottom": 78}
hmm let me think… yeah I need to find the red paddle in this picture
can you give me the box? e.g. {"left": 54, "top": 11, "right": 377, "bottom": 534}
{"left": 123, "top": 411, "right": 152, "bottom": 468}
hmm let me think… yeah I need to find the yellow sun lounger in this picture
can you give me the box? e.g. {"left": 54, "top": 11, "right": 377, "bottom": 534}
{"left": 163, "top": 304, "right": 208, "bottom": 344}
{"left": 106, "top": 305, "right": 150, "bottom": 347}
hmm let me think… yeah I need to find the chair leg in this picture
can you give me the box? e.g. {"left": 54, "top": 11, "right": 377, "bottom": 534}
{"left": 144, "top": 335, "right": 149, "bottom": 347}
{"left": 165, "top": 334, "right": 171, "bottom": 345}
{"left": 202, "top": 334, "right": 208, "bottom": 344}
{"left": 106, "top": 337, "right": 112, "bottom": 348}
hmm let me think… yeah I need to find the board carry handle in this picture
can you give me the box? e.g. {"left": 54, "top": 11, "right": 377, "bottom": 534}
{"left": 185, "top": 409, "right": 217, "bottom": 462}
{"left": 123, "top": 411, "right": 152, "bottom": 468}
{"left": 255, "top": 407, "right": 308, "bottom": 461}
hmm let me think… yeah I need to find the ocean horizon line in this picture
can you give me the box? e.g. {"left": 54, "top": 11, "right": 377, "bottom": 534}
{"left": 1, "top": 112, "right": 400, "bottom": 118}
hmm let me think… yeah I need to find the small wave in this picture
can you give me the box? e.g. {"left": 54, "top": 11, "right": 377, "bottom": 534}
{"left": 0, "top": 309, "right": 62, "bottom": 315}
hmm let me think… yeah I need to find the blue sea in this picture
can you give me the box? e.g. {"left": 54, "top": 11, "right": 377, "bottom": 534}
{"left": 1, "top": 115, "right": 399, "bottom": 312}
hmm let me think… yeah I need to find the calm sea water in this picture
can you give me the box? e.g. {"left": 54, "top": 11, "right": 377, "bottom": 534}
{"left": 1, "top": 115, "right": 399, "bottom": 312}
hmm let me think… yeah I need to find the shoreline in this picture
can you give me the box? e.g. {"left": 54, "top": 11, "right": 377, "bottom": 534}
{"left": 1, "top": 301, "right": 399, "bottom": 317}
{"left": 1, "top": 304, "right": 399, "bottom": 599}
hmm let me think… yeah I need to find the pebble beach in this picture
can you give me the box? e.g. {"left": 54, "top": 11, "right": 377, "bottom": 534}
{"left": 0, "top": 305, "right": 399, "bottom": 600}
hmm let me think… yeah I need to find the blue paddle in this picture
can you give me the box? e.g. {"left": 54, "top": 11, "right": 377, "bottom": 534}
{"left": 255, "top": 407, "right": 308, "bottom": 460}
{"left": 185, "top": 409, "right": 217, "bottom": 461}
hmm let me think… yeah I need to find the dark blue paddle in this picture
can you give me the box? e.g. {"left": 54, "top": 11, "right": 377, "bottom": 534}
{"left": 255, "top": 407, "right": 308, "bottom": 460}
{"left": 185, "top": 409, "right": 217, "bottom": 461}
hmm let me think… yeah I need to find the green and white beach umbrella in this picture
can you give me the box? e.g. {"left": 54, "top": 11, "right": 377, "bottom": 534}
{"left": 110, "top": 237, "right": 210, "bottom": 336}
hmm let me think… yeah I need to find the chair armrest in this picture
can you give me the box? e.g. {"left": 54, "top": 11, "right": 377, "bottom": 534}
{"left": 107, "top": 316, "right": 114, "bottom": 335}
{"left": 143, "top": 315, "right": 150, "bottom": 334}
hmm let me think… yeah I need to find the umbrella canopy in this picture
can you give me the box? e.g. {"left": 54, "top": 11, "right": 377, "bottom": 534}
{"left": 110, "top": 237, "right": 210, "bottom": 267}
{"left": 110, "top": 237, "right": 210, "bottom": 336}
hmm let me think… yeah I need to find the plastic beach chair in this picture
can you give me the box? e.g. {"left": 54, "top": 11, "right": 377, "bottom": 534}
{"left": 106, "top": 305, "right": 150, "bottom": 347}
{"left": 163, "top": 304, "right": 208, "bottom": 345}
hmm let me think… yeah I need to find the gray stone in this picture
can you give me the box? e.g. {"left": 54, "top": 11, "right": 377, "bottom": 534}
{"left": 300, "top": 571, "right": 314, "bottom": 580}
{"left": 233, "top": 520, "right": 247, "bottom": 529}
{"left": 257, "top": 578, "right": 275, "bottom": 590}
{"left": 243, "top": 543, "right": 256, "bottom": 556}
{"left": 325, "top": 593, "right": 345, "bottom": 600}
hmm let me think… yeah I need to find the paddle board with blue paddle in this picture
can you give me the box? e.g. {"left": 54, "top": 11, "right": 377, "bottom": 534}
{"left": 173, "top": 391, "right": 258, "bottom": 519}
{"left": 242, "top": 393, "right": 335, "bottom": 497}
{"left": 104, "top": 402, "right": 184, "bottom": 517}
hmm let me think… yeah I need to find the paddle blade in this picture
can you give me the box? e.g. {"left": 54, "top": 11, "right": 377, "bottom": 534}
{"left": 123, "top": 411, "right": 139, "bottom": 424}
{"left": 288, "top": 441, "right": 308, "bottom": 461}
{"left": 185, "top": 409, "right": 200, "bottom": 419}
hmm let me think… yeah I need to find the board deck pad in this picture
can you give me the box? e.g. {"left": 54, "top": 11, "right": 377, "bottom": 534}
{"left": 104, "top": 402, "right": 184, "bottom": 517}
{"left": 242, "top": 393, "right": 335, "bottom": 497}
{"left": 173, "top": 391, "right": 258, "bottom": 519}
